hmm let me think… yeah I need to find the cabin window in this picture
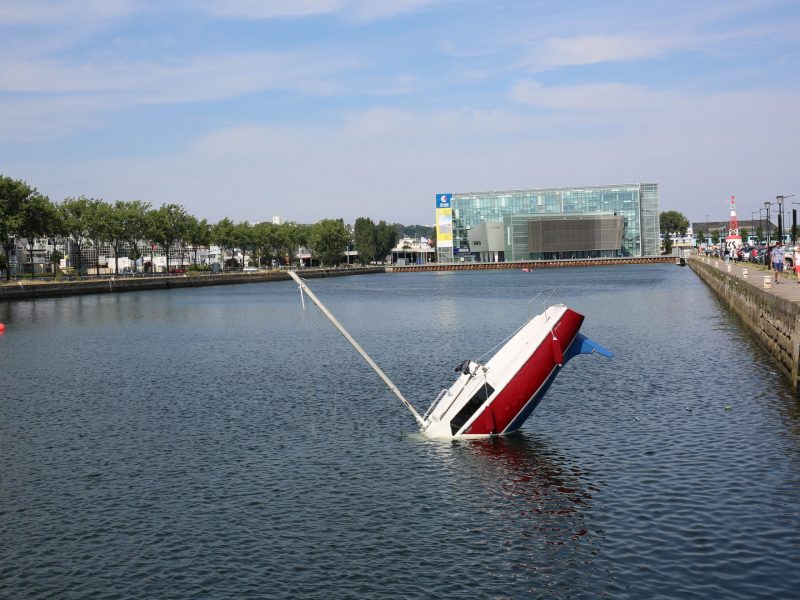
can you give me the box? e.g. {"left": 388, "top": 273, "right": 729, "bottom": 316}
{"left": 450, "top": 383, "right": 495, "bottom": 435}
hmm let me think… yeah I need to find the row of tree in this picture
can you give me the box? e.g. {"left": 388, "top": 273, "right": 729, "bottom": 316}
{"left": 0, "top": 175, "right": 406, "bottom": 281}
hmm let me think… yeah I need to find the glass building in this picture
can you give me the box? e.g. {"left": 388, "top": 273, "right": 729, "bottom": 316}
{"left": 435, "top": 183, "right": 659, "bottom": 262}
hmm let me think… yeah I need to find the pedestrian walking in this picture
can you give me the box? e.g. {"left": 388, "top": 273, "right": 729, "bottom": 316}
{"left": 772, "top": 241, "right": 785, "bottom": 283}
{"left": 794, "top": 245, "right": 800, "bottom": 283}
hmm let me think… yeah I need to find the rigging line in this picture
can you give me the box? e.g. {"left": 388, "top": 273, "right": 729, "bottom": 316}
{"left": 474, "top": 320, "right": 528, "bottom": 363}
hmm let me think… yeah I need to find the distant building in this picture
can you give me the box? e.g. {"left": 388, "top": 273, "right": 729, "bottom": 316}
{"left": 390, "top": 236, "right": 435, "bottom": 265}
{"left": 435, "top": 183, "right": 659, "bottom": 263}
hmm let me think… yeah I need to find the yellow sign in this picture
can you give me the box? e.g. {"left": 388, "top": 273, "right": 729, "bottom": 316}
{"left": 436, "top": 207, "right": 453, "bottom": 248}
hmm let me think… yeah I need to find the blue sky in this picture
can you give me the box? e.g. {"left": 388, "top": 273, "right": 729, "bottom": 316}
{"left": 1, "top": 0, "right": 798, "bottom": 226}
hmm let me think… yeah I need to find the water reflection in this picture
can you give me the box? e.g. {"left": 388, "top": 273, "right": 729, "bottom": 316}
{"left": 461, "top": 434, "right": 595, "bottom": 534}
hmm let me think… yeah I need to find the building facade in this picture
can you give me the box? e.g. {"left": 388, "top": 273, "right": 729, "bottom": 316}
{"left": 435, "top": 183, "right": 659, "bottom": 262}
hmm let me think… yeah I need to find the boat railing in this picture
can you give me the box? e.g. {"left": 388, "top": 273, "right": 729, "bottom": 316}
{"left": 527, "top": 288, "right": 557, "bottom": 320}
{"left": 423, "top": 388, "right": 452, "bottom": 422}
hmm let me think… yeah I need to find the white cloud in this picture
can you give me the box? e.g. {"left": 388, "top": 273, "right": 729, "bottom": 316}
{"left": 0, "top": 0, "right": 139, "bottom": 25}
{"left": 16, "top": 84, "right": 794, "bottom": 225}
{"left": 192, "top": 0, "right": 343, "bottom": 20}
{"left": 188, "top": 0, "right": 448, "bottom": 22}
{"left": 510, "top": 79, "right": 667, "bottom": 113}
{"left": 529, "top": 34, "right": 683, "bottom": 69}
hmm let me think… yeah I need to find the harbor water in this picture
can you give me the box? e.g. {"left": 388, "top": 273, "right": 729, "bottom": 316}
{"left": 1, "top": 265, "right": 799, "bottom": 598}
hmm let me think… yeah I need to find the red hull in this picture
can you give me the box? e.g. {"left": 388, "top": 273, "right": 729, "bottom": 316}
{"left": 464, "top": 309, "right": 584, "bottom": 435}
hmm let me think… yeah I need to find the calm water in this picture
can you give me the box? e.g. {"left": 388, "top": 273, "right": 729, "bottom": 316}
{"left": 1, "top": 265, "right": 799, "bottom": 599}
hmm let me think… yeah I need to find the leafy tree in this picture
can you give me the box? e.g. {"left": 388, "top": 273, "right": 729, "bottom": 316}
{"left": 308, "top": 219, "right": 349, "bottom": 266}
{"left": 18, "top": 194, "right": 57, "bottom": 278}
{"left": 186, "top": 216, "right": 211, "bottom": 266}
{"left": 353, "top": 217, "right": 377, "bottom": 264}
{"left": 118, "top": 200, "right": 151, "bottom": 272}
{"left": 272, "top": 222, "right": 303, "bottom": 266}
{"left": 695, "top": 229, "right": 705, "bottom": 249}
{"left": 50, "top": 249, "right": 64, "bottom": 277}
{"left": 212, "top": 217, "right": 237, "bottom": 267}
{"left": 659, "top": 210, "right": 689, "bottom": 255}
{"left": 59, "top": 196, "right": 94, "bottom": 275}
{"left": 375, "top": 220, "right": 400, "bottom": 263}
{"left": 0, "top": 175, "right": 39, "bottom": 280}
{"left": 148, "top": 203, "right": 190, "bottom": 272}
{"left": 711, "top": 229, "right": 721, "bottom": 247}
{"left": 234, "top": 221, "right": 255, "bottom": 268}
{"left": 739, "top": 227, "right": 749, "bottom": 245}
{"left": 252, "top": 221, "right": 276, "bottom": 267}
{"left": 107, "top": 201, "right": 127, "bottom": 274}
{"left": 755, "top": 226, "right": 764, "bottom": 244}
{"left": 84, "top": 199, "right": 113, "bottom": 276}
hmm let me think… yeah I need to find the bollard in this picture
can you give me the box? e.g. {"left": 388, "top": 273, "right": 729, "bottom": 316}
{"left": 764, "top": 275, "right": 772, "bottom": 289}
{"left": 742, "top": 268, "right": 748, "bottom": 279}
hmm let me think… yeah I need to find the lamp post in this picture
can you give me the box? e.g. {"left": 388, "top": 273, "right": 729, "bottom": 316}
{"left": 791, "top": 201, "right": 800, "bottom": 246}
{"left": 705, "top": 214, "right": 709, "bottom": 249}
{"left": 765, "top": 201, "right": 772, "bottom": 249}
{"left": 778, "top": 194, "right": 796, "bottom": 244}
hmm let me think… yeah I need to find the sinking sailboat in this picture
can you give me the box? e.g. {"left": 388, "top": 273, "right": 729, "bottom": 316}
{"left": 288, "top": 271, "right": 612, "bottom": 439}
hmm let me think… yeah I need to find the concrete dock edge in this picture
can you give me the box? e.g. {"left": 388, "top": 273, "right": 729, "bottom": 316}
{"left": 689, "top": 256, "right": 800, "bottom": 396}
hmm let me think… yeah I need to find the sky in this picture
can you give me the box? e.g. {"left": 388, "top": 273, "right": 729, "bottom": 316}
{"left": 1, "top": 0, "right": 798, "bottom": 227}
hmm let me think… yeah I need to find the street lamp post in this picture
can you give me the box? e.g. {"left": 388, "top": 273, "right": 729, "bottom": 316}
{"left": 778, "top": 194, "right": 796, "bottom": 244}
{"left": 791, "top": 201, "right": 800, "bottom": 246}
{"left": 765, "top": 201, "right": 772, "bottom": 249}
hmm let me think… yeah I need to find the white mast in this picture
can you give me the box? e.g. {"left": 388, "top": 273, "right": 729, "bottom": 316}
{"left": 288, "top": 271, "right": 426, "bottom": 427}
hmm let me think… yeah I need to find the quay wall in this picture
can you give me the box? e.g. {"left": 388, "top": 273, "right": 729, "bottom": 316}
{"left": 689, "top": 256, "right": 800, "bottom": 394}
{"left": 0, "top": 267, "right": 384, "bottom": 302}
{"left": 388, "top": 256, "right": 673, "bottom": 272}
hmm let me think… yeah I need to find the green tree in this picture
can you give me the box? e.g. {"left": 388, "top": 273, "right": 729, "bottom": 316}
{"left": 18, "top": 194, "right": 57, "bottom": 278}
{"left": 186, "top": 216, "right": 211, "bottom": 266}
{"left": 252, "top": 221, "right": 276, "bottom": 267}
{"left": 212, "top": 217, "right": 237, "bottom": 268}
{"left": 59, "top": 196, "right": 94, "bottom": 276}
{"left": 756, "top": 226, "right": 764, "bottom": 244}
{"left": 0, "top": 175, "right": 39, "bottom": 280}
{"left": 353, "top": 217, "right": 377, "bottom": 265}
{"left": 711, "top": 229, "right": 721, "bottom": 247}
{"left": 739, "top": 227, "right": 749, "bottom": 245}
{"left": 659, "top": 210, "right": 689, "bottom": 256}
{"left": 117, "top": 200, "right": 151, "bottom": 272}
{"left": 375, "top": 220, "right": 400, "bottom": 263}
{"left": 107, "top": 201, "right": 127, "bottom": 274}
{"left": 148, "top": 204, "right": 190, "bottom": 272}
{"left": 695, "top": 229, "right": 705, "bottom": 250}
{"left": 308, "top": 219, "right": 349, "bottom": 266}
{"left": 84, "top": 199, "right": 113, "bottom": 276}
{"left": 234, "top": 221, "right": 255, "bottom": 268}
{"left": 272, "top": 222, "right": 303, "bottom": 267}
{"left": 50, "top": 249, "right": 64, "bottom": 277}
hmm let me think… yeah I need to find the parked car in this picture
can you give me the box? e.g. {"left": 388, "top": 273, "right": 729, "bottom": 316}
{"left": 243, "top": 266, "right": 258, "bottom": 273}
{"left": 169, "top": 267, "right": 186, "bottom": 274}
{"left": 751, "top": 248, "right": 769, "bottom": 265}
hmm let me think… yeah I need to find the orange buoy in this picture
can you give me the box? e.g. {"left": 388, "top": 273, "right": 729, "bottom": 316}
{"left": 0, "top": 323, "right": 5, "bottom": 332}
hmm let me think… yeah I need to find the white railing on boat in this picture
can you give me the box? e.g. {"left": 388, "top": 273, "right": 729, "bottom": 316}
{"left": 423, "top": 388, "right": 451, "bottom": 422}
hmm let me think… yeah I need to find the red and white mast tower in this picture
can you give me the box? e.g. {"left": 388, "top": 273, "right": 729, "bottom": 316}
{"left": 725, "top": 195, "right": 742, "bottom": 252}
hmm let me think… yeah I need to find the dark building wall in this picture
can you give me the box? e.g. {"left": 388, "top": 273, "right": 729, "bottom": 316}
{"left": 527, "top": 215, "right": 624, "bottom": 253}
